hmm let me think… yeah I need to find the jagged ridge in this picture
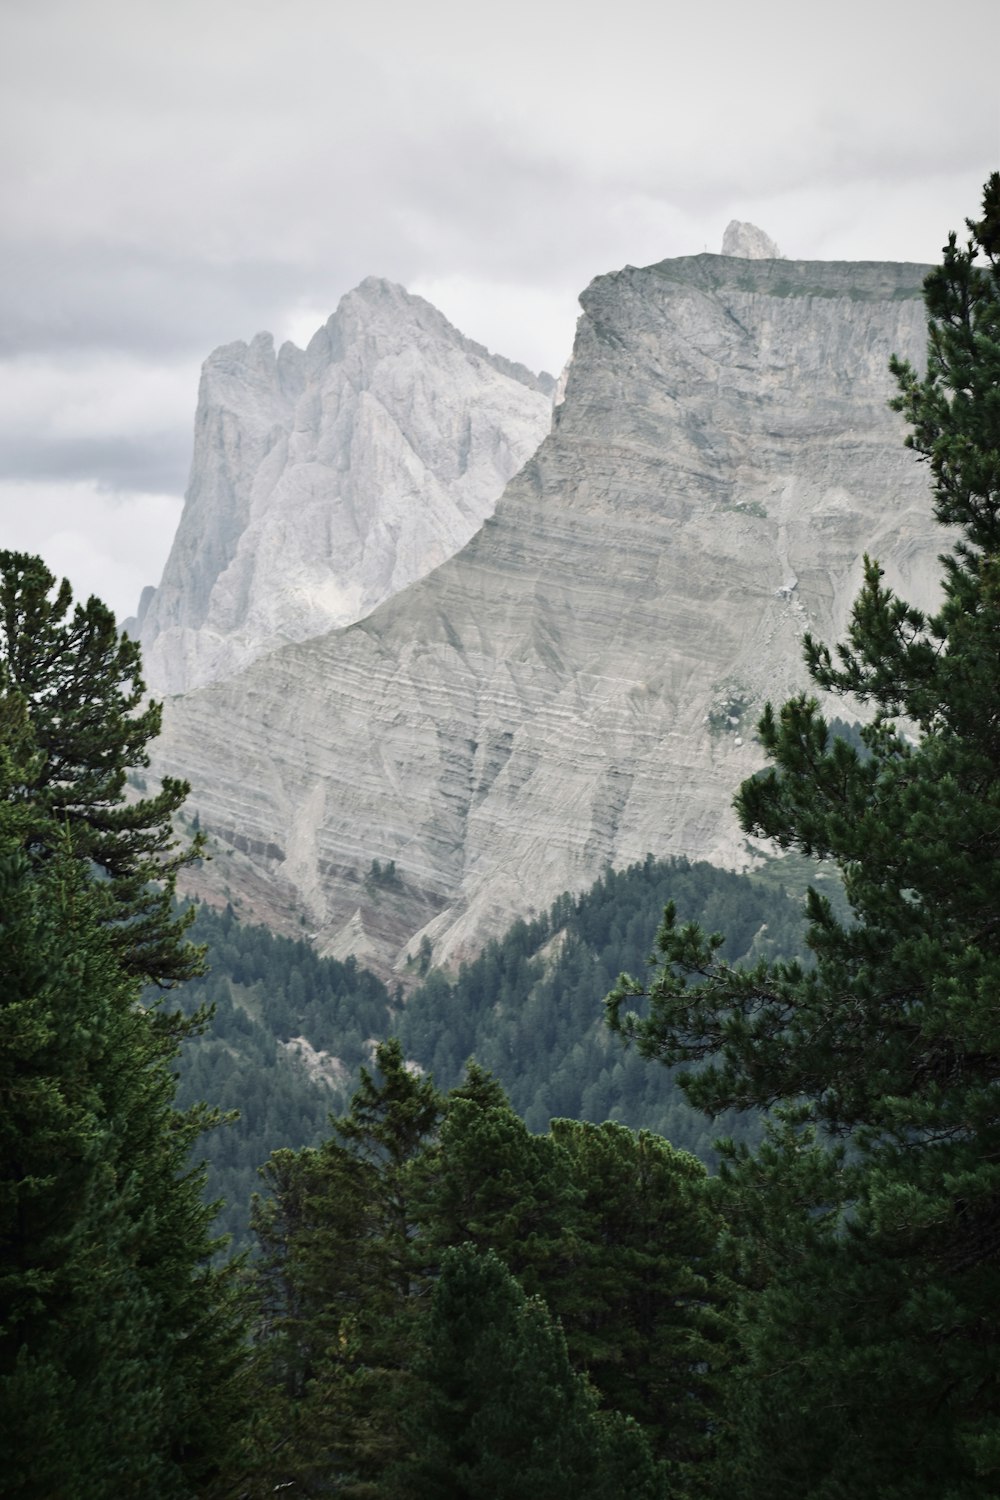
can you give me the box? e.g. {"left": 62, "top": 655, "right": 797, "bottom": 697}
{"left": 135, "top": 278, "right": 554, "bottom": 693}
{"left": 152, "top": 252, "right": 941, "bottom": 978}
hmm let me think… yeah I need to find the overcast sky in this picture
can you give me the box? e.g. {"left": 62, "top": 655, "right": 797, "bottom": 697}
{"left": 1, "top": 0, "right": 997, "bottom": 621}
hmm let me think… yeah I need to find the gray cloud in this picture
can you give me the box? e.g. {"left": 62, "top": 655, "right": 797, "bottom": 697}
{"left": 1, "top": 0, "right": 996, "bottom": 614}
{"left": 0, "top": 432, "right": 193, "bottom": 497}
{"left": 0, "top": 244, "right": 312, "bottom": 359}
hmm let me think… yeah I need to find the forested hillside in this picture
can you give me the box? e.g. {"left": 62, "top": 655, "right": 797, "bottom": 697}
{"left": 174, "top": 854, "right": 817, "bottom": 1246}
{"left": 171, "top": 904, "right": 397, "bottom": 1246}
{"left": 399, "top": 853, "right": 819, "bottom": 1147}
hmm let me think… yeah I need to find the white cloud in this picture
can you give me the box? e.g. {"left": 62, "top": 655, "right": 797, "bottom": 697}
{"left": 0, "top": 0, "right": 996, "bottom": 599}
{"left": 407, "top": 275, "right": 580, "bottom": 377}
{"left": 0, "top": 480, "right": 183, "bottom": 624}
{"left": 0, "top": 354, "right": 198, "bottom": 444}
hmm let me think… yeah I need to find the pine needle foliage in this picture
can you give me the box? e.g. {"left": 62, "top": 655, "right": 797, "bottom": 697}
{"left": 0, "top": 566, "right": 253, "bottom": 1498}
{"left": 0, "top": 551, "right": 204, "bottom": 988}
{"left": 606, "top": 174, "right": 1000, "bottom": 1497}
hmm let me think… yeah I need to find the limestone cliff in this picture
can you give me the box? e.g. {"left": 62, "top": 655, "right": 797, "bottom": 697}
{"left": 722, "top": 221, "right": 783, "bottom": 259}
{"left": 152, "top": 253, "right": 941, "bottom": 978}
{"left": 134, "top": 278, "right": 554, "bottom": 694}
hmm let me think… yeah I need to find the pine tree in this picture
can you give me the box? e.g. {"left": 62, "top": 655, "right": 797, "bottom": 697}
{"left": 607, "top": 174, "right": 1000, "bottom": 1495}
{"left": 405, "top": 1244, "right": 666, "bottom": 1500}
{"left": 251, "top": 1041, "right": 444, "bottom": 1496}
{"left": 410, "top": 1079, "right": 578, "bottom": 1299}
{"left": 0, "top": 552, "right": 203, "bottom": 987}
{"left": 410, "top": 1071, "right": 729, "bottom": 1493}
{"left": 0, "top": 706, "right": 251, "bottom": 1498}
{"left": 549, "top": 1119, "right": 730, "bottom": 1493}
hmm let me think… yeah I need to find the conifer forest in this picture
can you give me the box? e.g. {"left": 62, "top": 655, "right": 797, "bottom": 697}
{"left": 2, "top": 175, "right": 999, "bottom": 1498}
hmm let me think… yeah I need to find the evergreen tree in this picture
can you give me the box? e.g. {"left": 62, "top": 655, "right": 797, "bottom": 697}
{"left": 251, "top": 1141, "right": 385, "bottom": 1495}
{"left": 411, "top": 1081, "right": 578, "bottom": 1299}
{"left": 0, "top": 552, "right": 203, "bottom": 987}
{"left": 0, "top": 701, "right": 251, "bottom": 1499}
{"left": 550, "top": 1119, "right": 730, "bottom": 1493}
{"left": 251, "top": 1041, "right": 444, "bottom": 1496}
{"left": 607, "top": 174, "right": 1000, "bottom": 1495}
{"left": 410, "top": 1070, "right": 730, "bottom": 1492}
{"left": 405, "top": 1244, "right": 666, "bottom": 1500}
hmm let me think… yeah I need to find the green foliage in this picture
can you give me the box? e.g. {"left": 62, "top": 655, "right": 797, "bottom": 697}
{"left": 416, "top": 932, "right": 433, "bottom": 975}
{"left": 169, "top": 856, "right": 810, "bottom": 1253}
{"left": 413, "top": 1094, "right": 730, "bottom": 1489}
{"left": 178, "top": 900, "right": 393, "bottom": 1057}
{"left": 250, "top": 1042, "right": 444, "bottom": 1497}
{"left": 400, "top": 854, "right": 809, "bottom": 1154}
{"left": 170, "top": 899, "right": 395, "bottom": 1250}
{"left": 0, "top": 552, "right": 203, "bottom": 987}
{"left": 253, "top": 1058, "right": 725, "bottom": 1497}
{"left": 550, "top": 1119, "right": 730, "bottom": 1491}
{"left": 406, "top": 1244, "right": 667, "bottom": 1500}
{"left": 0, "top": 596, "right": 253, "bottom": 1498}
{"left": 720, "top": 499, "right": 767, "bottom": 519}
{"left": 706, "top": 681, "right": 752, "bottom": 735}
{"left": 365, "top": 857, "right": 403, "bottom": 894}
{"left": 338, "top": 1037, "right": 443, "bottom": 1173}
{"left": 607, "top": 175, "right": 1000, "bottom": 1497}
{"left": 411, "top": 1090, "right": 578, "bottom": 1301}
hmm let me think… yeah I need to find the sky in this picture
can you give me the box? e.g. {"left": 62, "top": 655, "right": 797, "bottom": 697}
{"left": 1, "top": 0, "right": 997, "bottom": 622}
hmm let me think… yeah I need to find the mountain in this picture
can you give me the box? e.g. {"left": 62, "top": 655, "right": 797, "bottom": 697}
{"left": 721, "top": 220, "right": 783, "bottom": 259}
{"left": 150, "top": 251, "right": 942, "bottom": 979}
{"left": 131, "top": 278, "right": 555, "bottom": 694}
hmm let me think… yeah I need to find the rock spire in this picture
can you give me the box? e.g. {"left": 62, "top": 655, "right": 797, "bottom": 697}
{"left": 134, "top": 278, "right": 554, "bottom": 694}
{"left": 722, "top": 221, "right": 783, "bottom": 259}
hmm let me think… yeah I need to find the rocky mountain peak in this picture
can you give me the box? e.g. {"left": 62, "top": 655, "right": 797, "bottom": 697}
{"left": 721, "top": 220, "right": 783, "bottom": 259}
{"left": 134, "top": 281, "right": 555, "bottom": 695}
{"left": 152, "top": 249, "right": 942, "bottom": 980}
{"left": 308, "top": 279, "right": 454, "bottom": 359}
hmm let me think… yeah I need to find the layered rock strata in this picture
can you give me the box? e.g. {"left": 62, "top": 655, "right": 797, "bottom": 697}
{"left": 153, "top": 253, "right": 942, "bottom": 977}
{"left": 133, "top": 278, "right": 554, "bottom": 694}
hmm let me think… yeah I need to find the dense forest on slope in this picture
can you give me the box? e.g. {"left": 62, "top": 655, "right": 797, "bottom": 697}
{"left": 400, "top": 853, "right": 822, "bottom": 1149}
{"left": 170, "top": 904, "right": 397, "bottom": 1246}
{"left": 174, "top": 854, "right": 822, "bottom": 1246}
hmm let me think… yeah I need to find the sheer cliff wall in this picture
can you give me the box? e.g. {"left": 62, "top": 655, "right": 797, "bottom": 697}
{"left": 151, "top": 253, "right": 939, "bottom": 976}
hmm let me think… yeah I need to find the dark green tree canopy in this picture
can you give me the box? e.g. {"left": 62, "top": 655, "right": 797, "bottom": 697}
{"left": 608, "top": 173, "right": 1000, "bottom": 1145}
{"left": 606, "top": 173, "right": 1000, "bottom": 1498}
{"left": 252, "top": 1054, "right": 727, "bottom": 1497}
{"left": 0, "top": 551, "right": 203, "bottom": 986}
{"left": 0, "top": 578, "right": 253, "bottom": 1499}
{"left": 409, "top": 1244, "right": 667, "bottom": 1500}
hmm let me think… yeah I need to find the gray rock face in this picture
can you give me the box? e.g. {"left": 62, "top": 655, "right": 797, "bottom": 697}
{"left": 722, "top": 221, "right": 783, "bottom": 259}
{"left": 136, "top": 279, "right": 554, "bottom": 694}
{"left": 152, "top": 253, "right": 942, "bottom": 978}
